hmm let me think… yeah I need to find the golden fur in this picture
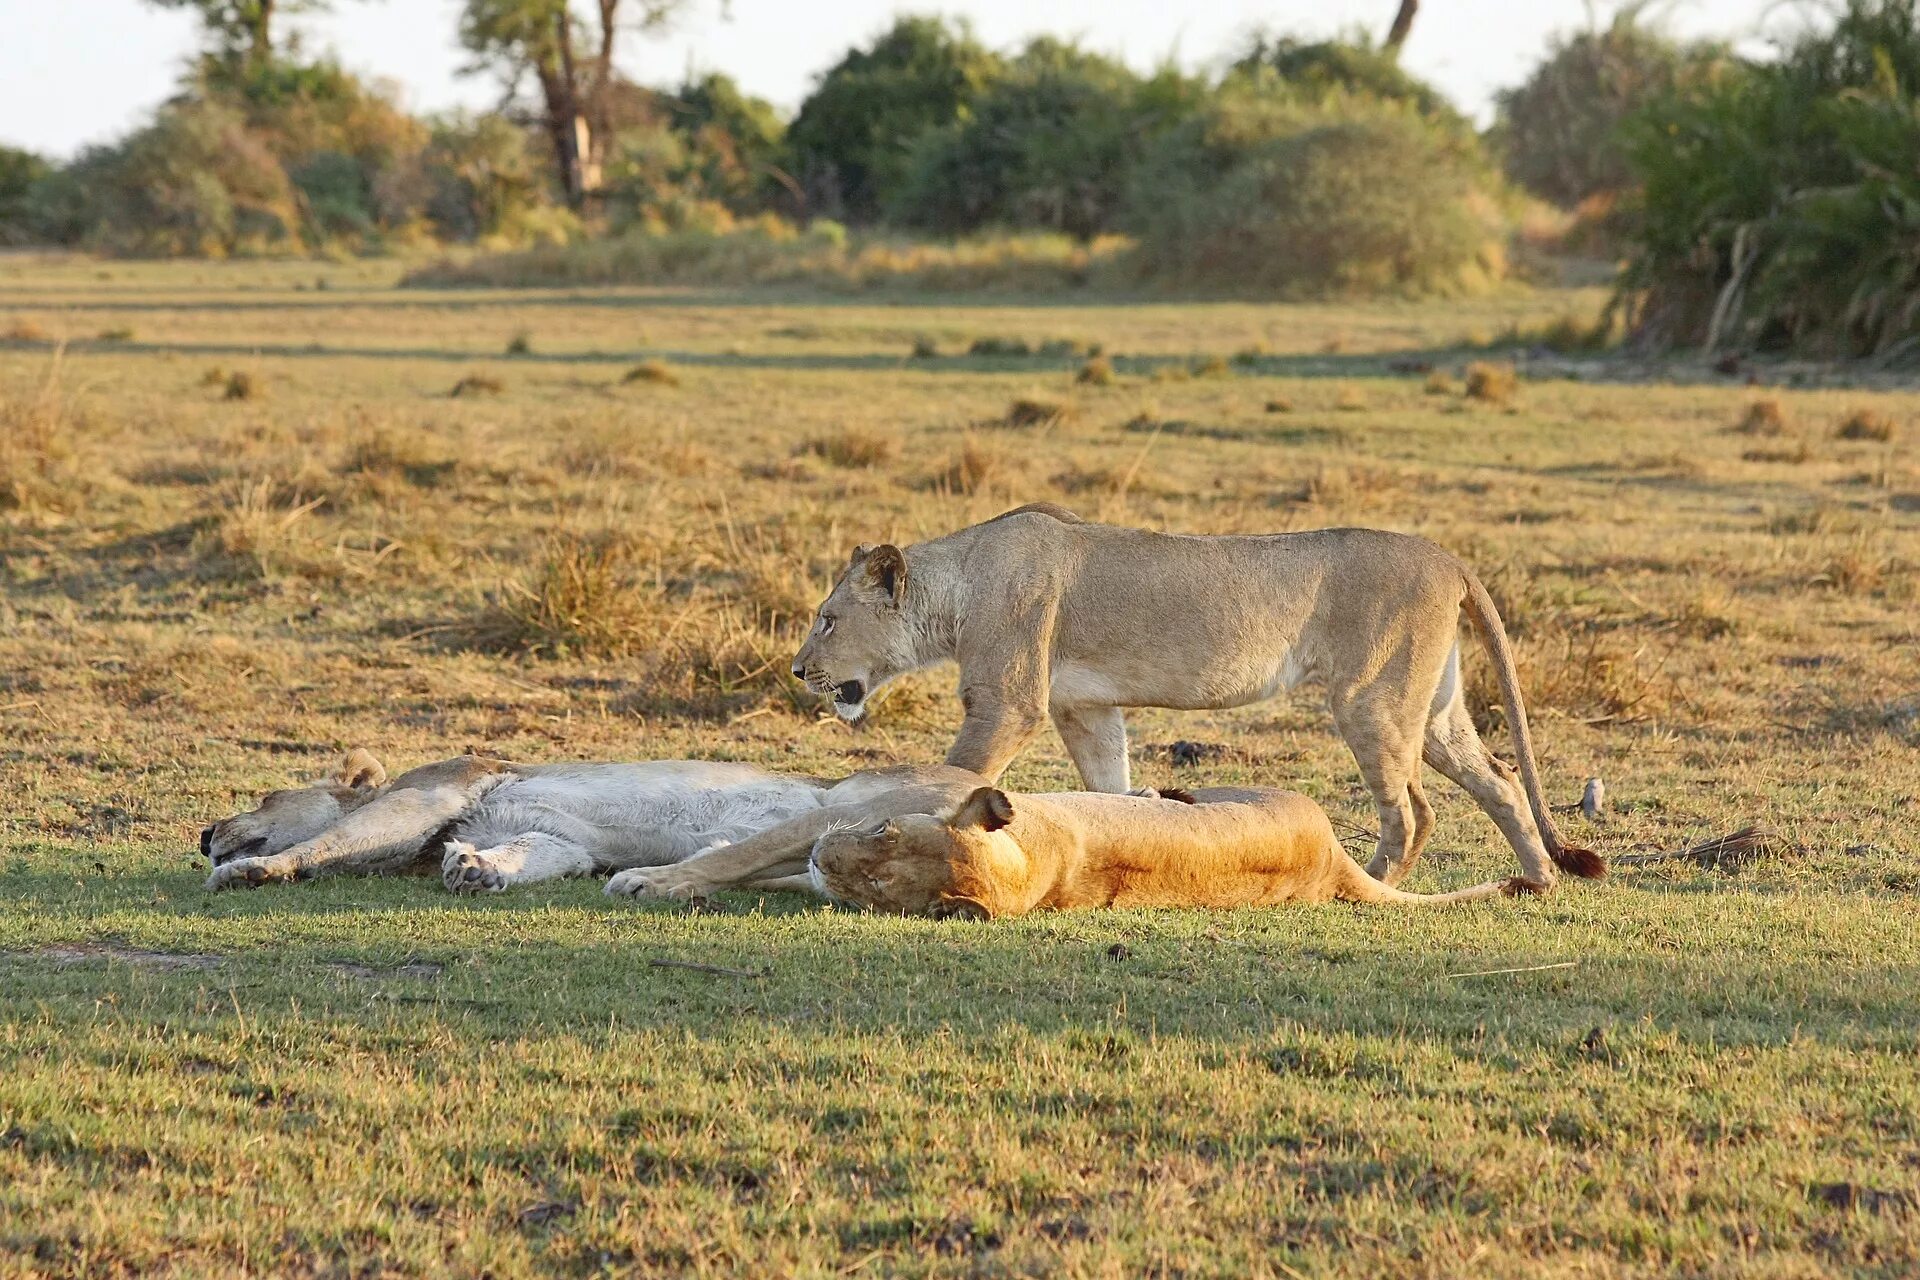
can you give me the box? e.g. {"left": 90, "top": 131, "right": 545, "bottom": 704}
{"left": 809, "top": 785, "right": 1527, "bottom": 918}
{"left": 790, "top": 505, "right": 1603, "bottom": 891}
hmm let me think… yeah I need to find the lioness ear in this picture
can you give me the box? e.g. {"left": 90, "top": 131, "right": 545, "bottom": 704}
{"left": 848, "top": 543, "right": 874, "bottom": 567}
{"left": 335, "top": 749, "right": 387, "bottom": 790}
{"left": 863, "top": 544, "right": 907, "bottom": 603}
{"left": 952, "top": 786, "right": 1014, "bottom": 832}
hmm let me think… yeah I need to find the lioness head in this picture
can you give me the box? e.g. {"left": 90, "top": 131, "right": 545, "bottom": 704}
{"left": 201, "top": 749, "right": 388, "bottom": 866}
{"left": 790, "top": 543, "right": 918, "bottom": 721}
{"left": 808, "top": 786, "right": 1021, "bottom": 919}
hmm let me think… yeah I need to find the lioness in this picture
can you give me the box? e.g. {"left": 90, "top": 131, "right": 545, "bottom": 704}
{"left": 809, "top": 785, "right": 1527, "bottom": 918}
{"left": 790, "top": 505, "right": 1603, "bottom": 891}
{"left": 201, "top": 750, "right": 831, "bottom": 893}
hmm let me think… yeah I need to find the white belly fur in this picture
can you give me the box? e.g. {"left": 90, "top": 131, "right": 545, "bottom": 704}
{"left": 454, "top": 762, "right": 826, "bottom": 867}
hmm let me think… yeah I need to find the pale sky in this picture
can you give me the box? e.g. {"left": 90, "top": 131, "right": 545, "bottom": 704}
{"left": 3, "top": 0, "right": 1792, "bottom": 159}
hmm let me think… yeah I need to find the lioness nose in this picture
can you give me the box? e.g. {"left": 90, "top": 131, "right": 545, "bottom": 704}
{"left": 790, "top": 662, "right": 805, "bottom": 680}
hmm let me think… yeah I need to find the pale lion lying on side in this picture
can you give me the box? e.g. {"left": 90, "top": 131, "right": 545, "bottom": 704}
{"left": 200, "top": 749, "right": 872, "bottom": 894}
{"left": 808, "top": 785, "right": 1528, "bottom": 918}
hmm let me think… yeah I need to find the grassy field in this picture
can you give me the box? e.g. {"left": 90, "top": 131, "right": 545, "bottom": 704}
{"left": 2, "top": 253, "right": 1917, "bottom": 1278}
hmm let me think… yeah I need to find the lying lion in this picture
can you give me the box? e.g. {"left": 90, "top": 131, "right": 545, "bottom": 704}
{"left": 200, "top": 749, "right": 943, "bottom": 895}
{"left": 809, "top": 785, "right": 1526, "bottom": 918}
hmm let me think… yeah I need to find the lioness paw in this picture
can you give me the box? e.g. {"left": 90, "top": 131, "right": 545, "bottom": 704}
{"left": 204, "top": 855, "right": 294, "bottom": 892}
{"left": 605, "top": 867, "right": 703, "bottom": 900}
{"left": 442, "top": 841, "right": 505, "bottom": 894}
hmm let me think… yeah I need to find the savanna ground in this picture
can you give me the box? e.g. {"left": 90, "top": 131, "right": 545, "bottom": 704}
{"left": 2, "top": 254, "right": 1917, "bottom": 1278}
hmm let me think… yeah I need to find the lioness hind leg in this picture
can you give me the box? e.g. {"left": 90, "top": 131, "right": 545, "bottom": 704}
{"left": 1332, "top": 697, "right": 1425, "bottom": 887}
{"left": 443, "top": 833, "right": 596, "bottom": 894}
{"left": 1423, "top": 693, "right": 1556, "bottom": 888}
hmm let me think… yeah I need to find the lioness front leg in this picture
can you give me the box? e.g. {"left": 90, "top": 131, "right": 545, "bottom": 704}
{"left": 945, "top": 688, "right": 1048, "bottom": 783}
{"left": 204, "top": 783, "right": 480, "bottom": 891}
{"left": 1050, "top": 703, "right": 1133, "bottom": 793}
{"left": 443, "top": 833, "right": 596, "bottom": 894}
{"left": 605, "top": 810, "right": 848, "bottom": 900}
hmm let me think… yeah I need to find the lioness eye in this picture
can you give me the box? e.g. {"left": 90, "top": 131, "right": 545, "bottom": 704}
{"left": 820, "top": 615, "right": 835, "bottom": 636}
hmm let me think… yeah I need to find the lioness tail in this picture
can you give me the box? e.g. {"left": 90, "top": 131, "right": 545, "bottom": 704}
{"left": 1459, "top": 570, "right": 1606, "bottom": 879}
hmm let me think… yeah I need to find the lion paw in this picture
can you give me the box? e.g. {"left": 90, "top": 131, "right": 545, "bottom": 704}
{"left": 442, "top": 841, "right": 506, "bottom": 894}
{"left": 1126, "top": 787, "right": 1161, "bottom": 800}
{"left": 204, "top": 855, "right": 295, "bottom": 892}
{"left": 605, "top": 866, "right": 706, "bottom": 900}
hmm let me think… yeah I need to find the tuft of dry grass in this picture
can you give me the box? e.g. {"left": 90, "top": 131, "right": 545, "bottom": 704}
{"left": 1264, "top": 398, "right": 1294, "bottom": 414}
{"left": 1193, "top": 355, "right": 1232, "bottom": 379}
{"left": 450, "top": 373, "right": 504, "bottom": 398}
{"left": 623, "top": 359, "right": 680, "bottom": 387}
{"left": 931, "top": 433, "right": 1010, "bottom": 494}
{"left": 0, "top": 358, "right": 93, "bottom": 515}
{"left": 1002, "top": 395, "right": 1077, "bottom": 429}
{"left": 3, "top": 318, "right": 49, "bottom": 342}
{"left": 1835, "top": 408, "right": 1896, "bottom": 442}
{"left": 968, "top": 336, "right": 1031, "bottom": 357}
{"left": 800, "top": 427, "right": 900, "bottom": 469}
{"left": 1464, "top": 361, "right": 1517, "bottom": 405}
{"left": 1076, "top": 355, "right": 1116, "bottom": 386}
{"left": 1424, "top": 369, "right": 1457, "bottom": 396}
{"left": 1734, "top": 397, "right": 1789, "bottom": 436}
{"left": 198, "top": 478, "right": 326, "bottom": 579}
{"left": 222, "top": 372, "right": 261, "bottom": 402}
{"left": 505, "top": 332, "right": 533, "bottom": 356}
{"left": 1334, "top": 384, "right": 1368, "bottom": 412}
{"left": 469, "top": 533, "right": 666, "bottom": 659}
{"left": 96, "top": 327, "right": 135, "bottom": 342}
{"left": 909, "top": 335, "right": 940, "bottom": 359}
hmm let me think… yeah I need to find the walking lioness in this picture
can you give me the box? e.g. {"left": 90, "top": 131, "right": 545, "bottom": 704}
{"left": 809, "top": 785, "right": 1528, "bottom": 918}
{"left": 790, "top": 505, "right": 1603, "bottom": 891}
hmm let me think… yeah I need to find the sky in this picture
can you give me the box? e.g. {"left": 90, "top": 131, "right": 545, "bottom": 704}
{"left": 3, "top": 0, "right": 1796, "bottom": 159}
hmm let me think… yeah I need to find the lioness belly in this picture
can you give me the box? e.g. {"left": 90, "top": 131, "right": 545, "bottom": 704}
{"left": 1051, "top": 647, "right": 1310, "bottom": 710}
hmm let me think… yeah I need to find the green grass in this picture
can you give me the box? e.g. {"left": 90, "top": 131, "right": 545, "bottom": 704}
{"left": 1, "top": 253, "right": 1917, "bottom": 1276}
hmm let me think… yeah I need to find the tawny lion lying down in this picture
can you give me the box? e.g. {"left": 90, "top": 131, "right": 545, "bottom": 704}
{"left": 805, "top": 784, "right": 1530, "bottom": 919}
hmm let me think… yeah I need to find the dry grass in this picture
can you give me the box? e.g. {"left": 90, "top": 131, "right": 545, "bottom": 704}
{"left": 1334, "top": 384, "right": 1368, "bottom": 412}
{"left": 1735, "top": 397, "right": 1790, "bottom": 436}
{"left": 222, "top": 371, "right": 261, "bottom": 401}
{"left": 1424, "top": 369, "right": 1457, "bottom": 396}
{"left": 1464, "top": 361, "right": 1517, "bottom": 405}
{"left": 1002, "top": 394, "right": 1078, "bottom": 429}
{"left": 623, "top": 359, "right": 680, "bottom": 387}
{"left": 799, "top": 426, "right": 900, "bottom": 469}
{"left": 505, "top": 331, "right": 533, "bottom": 356}
{"left": 1076, "top": 355, "right": 1116, "bottom": 386}
{"left": 1835, "top": 408, "right": 1897, "bottom": 442}
{"left": 0, "top": 358, "right": 93, "bottom": 515}
{"left": 4, "top": 261, "right": 1920, "bottom": 1280}
{"left": 3, "top": 318, "right": 49, "bottom": 342}
{"left": 450, "top": 372, "right": 505, "bottom": 398}
{"left": 1264, "top": 397, "right": 1294, "bottom": 413}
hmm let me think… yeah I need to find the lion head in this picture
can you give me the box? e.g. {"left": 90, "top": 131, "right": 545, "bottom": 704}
{"left": 808, "top": 786, "right": 1024, "bottom": 919}
{"left": 201, "top": 749, "right": 387, "bottom": 866}
{"left": 790, "top": 543, "right": 920, "bottom": 722}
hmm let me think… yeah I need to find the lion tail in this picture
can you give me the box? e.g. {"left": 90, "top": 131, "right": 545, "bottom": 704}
{"left": 1334, "top": 855, "right": 1534, "bottom": 905}
{"left": 1459, "top": 571, "right": 1606, "bottom": 879}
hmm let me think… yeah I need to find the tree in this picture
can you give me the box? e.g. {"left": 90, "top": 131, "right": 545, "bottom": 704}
{"left": 785, "top": 16, "right": 1001, "bottom": 223}
{"left": 1385, "top": 1, "right": 1419, "bottom": 53}
{"left": 145, "top": 1, "right": 329, "bottom": 69}
{"left": 459, "top": 0, "right": 688, "bottom": 208}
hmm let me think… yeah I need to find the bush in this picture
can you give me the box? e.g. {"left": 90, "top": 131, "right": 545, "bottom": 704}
{"left": 890, "top": 39, "right": 1202, "bottom": 239}
{"left": 1494, "top": 12, "right": 1726, "bottom": 206}
{"left": 785, "top": 16, "right": 1002, "bottom": 222}
{"left": 1621, "top": 0, "right": 1920, "bottom": 358}
{"left": 1126, "top": 87, "right": 1503, "bottom": 296}
{"left": 1231, "top": 33, "right": 1466, "bottom": 127}
{"left": 0, "top": 146, "right": 51, "bottom": 245}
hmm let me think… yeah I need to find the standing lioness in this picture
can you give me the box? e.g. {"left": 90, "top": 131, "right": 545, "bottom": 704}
{"left": 791, "top": 505, "right": 1602, "bottom": 891}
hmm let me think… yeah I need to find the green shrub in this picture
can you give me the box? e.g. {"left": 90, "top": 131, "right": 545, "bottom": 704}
{"left": 1231, "top": 32, "right": 1465, "bottom": 127}
{"left": 890, "top": 39, "right": 1202, "bottom": 238}
{"left": 0, "top": 146, "right": 51, "bottom": 245}
{"left": 1126, "top": 88, "right": 1503, "bottom": 296}
{"left": 1621, "top": 0, "right": 1920, "bottom": 358}
{"left": 1494, "top": 11, "right": 1726, "bottom": 205}
{"left": 785, "top": 16, "right": 1003, "bottom": 222}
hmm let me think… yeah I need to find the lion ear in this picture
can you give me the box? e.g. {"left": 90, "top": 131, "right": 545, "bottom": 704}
{"left": 335, "top": 749, "right": 387, "bottom": 790}
{"left": 848, "top": 543, "right": 874, "bottom": 567}
{"left": 862, "top": 544, "right": 907, "bottom": 603}
{"left": 952, "top": 786, "right": 1014, "bottom": 832}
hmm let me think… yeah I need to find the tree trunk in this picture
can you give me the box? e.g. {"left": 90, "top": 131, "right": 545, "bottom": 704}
{"left": 1385, "top": 0, "right": 1418, "bottom": 53}
{"left": 247, "top": 0, "right": 276, "bottom": 66}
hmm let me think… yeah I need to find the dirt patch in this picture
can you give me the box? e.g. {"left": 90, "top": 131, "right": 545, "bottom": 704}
{"left": 22, "top": 943, "right": 222, "bottom": 971}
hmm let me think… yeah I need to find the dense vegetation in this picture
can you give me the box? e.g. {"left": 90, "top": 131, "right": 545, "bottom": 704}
{"left": 5, "top": 0, "right": 1920, "bottom": 335}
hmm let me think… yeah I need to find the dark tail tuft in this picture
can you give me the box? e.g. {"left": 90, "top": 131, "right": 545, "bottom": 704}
{"left": 1502, "top": 877, "right": 1545, "bottom": 898}
{"left": 1158, "top": 787, "right": 1198, "bottom": 805}
{"left": 1551, "top": 842, "right": 1607, "bottom": 880}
